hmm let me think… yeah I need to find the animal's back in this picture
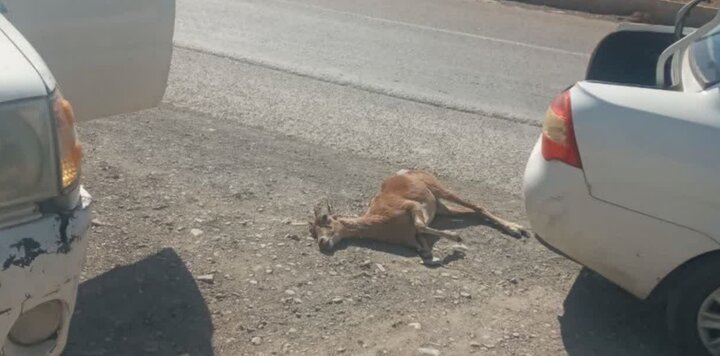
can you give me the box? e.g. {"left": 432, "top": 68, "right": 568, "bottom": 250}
{"left": 380, "top": 170, "right": 434, "bottom": 203}
{"left": 368, "top": 170, "right": 439, "bottom": 220}
{"left": 383, "top": 169, "right": 445, "bottom": 196}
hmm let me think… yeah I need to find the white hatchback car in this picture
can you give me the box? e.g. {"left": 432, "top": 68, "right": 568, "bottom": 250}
{"left": 523, "top": 2, "right": 720, "bottom": 355}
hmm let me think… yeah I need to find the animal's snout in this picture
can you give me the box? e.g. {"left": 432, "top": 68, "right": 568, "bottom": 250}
{"left": 318, "top": 236, "right": 333, "bottom": 251}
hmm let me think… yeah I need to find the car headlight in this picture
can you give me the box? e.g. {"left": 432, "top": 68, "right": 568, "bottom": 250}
{"left": 0, "top": 91, "right": 82, "bottom": 211}
{"left": 0, "top": 97, "right": 58, "bottom": 209}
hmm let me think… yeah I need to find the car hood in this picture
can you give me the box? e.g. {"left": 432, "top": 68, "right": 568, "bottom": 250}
{"left": 0, "top": 24, "right": 48, "bottom": 103}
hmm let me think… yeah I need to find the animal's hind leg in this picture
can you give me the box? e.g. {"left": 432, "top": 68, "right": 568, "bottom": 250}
{"left": 432, "top": 186, "right": 530, "bottom": 239}
{"left": 436, "top": 201, "right": 475, "bottom": 216}
{"left": 407, "top": 202, "right": 463, "bottom": 242}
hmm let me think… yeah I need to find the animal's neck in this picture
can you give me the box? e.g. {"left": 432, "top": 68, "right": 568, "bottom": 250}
{"left": 336, "top": 215, "right": 384, "bottom": 238}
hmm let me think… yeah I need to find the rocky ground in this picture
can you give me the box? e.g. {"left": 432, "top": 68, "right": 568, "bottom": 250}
{"left": 63, "top": 102, "right": 673, "bottom": 356}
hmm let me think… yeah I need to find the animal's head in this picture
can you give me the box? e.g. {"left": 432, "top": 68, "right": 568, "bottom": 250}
{"left": 308, "top": 201, "right": 340, "bottom": 251}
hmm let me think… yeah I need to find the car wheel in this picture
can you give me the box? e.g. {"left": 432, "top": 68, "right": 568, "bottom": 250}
{"left": 667, "top": 258, "right": 720, "bottom": 356}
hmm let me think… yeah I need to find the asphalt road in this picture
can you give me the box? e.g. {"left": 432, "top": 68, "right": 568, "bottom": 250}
{"left": 70, "top": 1, "right": 678, "bottom": 355}
{"left": 174, "top": 0, "right": 614, "bottom": 122}
{"left": 170, "top": 0, "right": 614, "bottom": 195}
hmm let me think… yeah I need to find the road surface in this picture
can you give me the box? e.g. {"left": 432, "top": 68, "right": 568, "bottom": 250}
{"left": 67, "top": 1, "right": 676, "bottom": 355}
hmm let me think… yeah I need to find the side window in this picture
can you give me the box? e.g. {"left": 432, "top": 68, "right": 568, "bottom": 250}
{"left": 690, "top": 29, "right": 720, "bottom": 88}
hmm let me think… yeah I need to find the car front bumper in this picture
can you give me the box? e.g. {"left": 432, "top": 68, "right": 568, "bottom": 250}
{"left": 523, "top": 138, "right": 720, "bottom": 299}
{"left": 0, "top": 188, "right": 92, "bottom": 356}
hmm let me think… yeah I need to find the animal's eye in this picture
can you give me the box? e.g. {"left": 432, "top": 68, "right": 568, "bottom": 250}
{"left": 320, "top": 214, "right": 330, "bottom": 225}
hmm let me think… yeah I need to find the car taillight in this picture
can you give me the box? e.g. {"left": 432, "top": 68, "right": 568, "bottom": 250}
{"left": 541, "top": 91, "right": 582, "bottom": 169}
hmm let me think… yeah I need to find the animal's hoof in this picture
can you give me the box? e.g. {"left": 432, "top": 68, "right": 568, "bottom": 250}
{"left": 507, "top": 226, "right": 530, "bottom": 240}
{"left": 421, "top": 257, "right": 442, "bottom": 266}
{"left": 518, "top": 228, "right": 531, "bottom": 239}
{"left": 450, "top": 243, "right": 469, "bottom": 252}
{"left": 523, "top": 229, "right": 532, "bottom": 238}
{"left": 445, "top": 231, "right": 462, "bottom": 242}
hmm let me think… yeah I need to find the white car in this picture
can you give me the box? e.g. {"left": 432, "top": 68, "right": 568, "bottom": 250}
{"left": 0, "top": 0, "right": 173, "bottom": 354}
{"left": 523, "top": 2, "right": 720, "bottom": 355}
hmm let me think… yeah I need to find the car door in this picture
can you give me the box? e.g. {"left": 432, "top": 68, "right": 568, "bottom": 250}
{"left": 1, "top": 0, "right": 175, "bottom": 121}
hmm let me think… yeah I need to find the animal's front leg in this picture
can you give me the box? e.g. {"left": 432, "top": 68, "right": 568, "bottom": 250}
{"left": 417, "top": 225, "right": 463, "bottom": 242}
{"left": 416, "top": 234, "right": 442, "bottom": 266}
{"left": 416, "top": 234, "right": 432, "bottom": 259}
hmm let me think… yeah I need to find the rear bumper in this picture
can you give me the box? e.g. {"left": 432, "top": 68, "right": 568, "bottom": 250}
{"left": 523, "top": 139, "right": 720, "bottom": 299}
{"left": 0, "top": 188, "right": 92, "bottom": 356}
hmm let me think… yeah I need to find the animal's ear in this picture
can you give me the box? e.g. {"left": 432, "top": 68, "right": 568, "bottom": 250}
{"left": 308, "top": 222, "right": 317, "bottom": 238}
{"left": 312, "top": 203, "right": 322, "bottom": 220}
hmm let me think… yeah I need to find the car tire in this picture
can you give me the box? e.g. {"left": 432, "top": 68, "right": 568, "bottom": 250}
{"left": 666, "top": 257, "right": 720, "bottom": 356}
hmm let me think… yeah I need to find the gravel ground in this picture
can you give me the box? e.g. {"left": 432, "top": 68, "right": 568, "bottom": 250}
{"left": 62, "top": 73, "right": 675, "bottom": 356}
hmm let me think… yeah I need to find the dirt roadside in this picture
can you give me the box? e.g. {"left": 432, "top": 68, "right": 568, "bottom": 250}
{"left": 63, "top": 104, "right": 674, "bottom": 356}
{"left": 61, "top": 33, "right": 679, "bottom": 355}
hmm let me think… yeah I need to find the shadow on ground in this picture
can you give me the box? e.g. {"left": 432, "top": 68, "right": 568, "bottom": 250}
{"left": 561, "top": 268, "right": 679, "bottom": 356}
{"left": 64, "top": 248, "right": 213, "bottom": 356}
{"left": 432, "top": 214, "right": 497, "bottom": 231}
{"left": 321, "top": 215, "right": 504, "bottom": 265}
{"left": 326, "top": 237, "right": 419, "bottom": 258}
